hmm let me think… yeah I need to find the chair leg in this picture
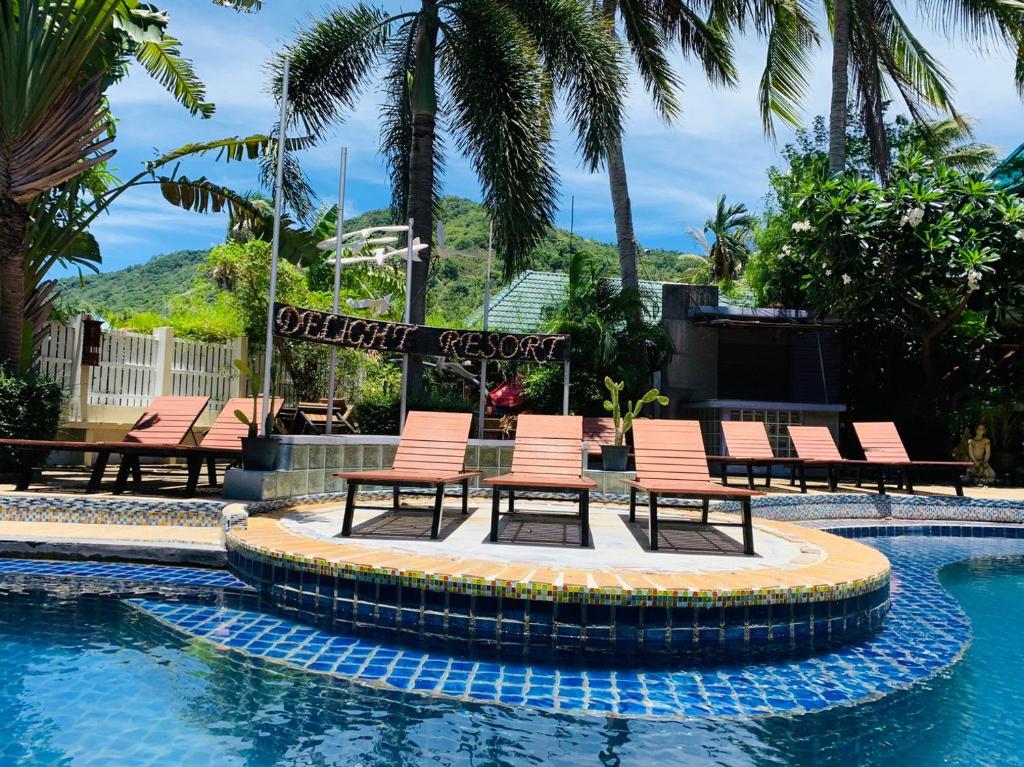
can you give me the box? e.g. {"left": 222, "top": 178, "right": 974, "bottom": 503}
{"left": 15, "top": 463, "right": 33, "bottom": 492}
{"left": 876, "top": 470, "right": 886, "bottom": 496}
{"left": 206, "top": 456, "right": 217, "bottom": 487}
{"left": 828, "top": 465, "right": 838, "bottom": 492}
{"left": 461, "top": 478, "right": 469, "bottom": 515}
{"left": 902, "top": 468, "right": 915, "bottom": 495}
{"left": 341, "top": 482, "right": 357, "bottom": 536}
{"left": 789, "top": 465, "right": 796, "bottom": 486}
{"left": 114, "top": 459, "right": 131, "bottom": 495}
{"left": 579, "top": 489, "right": 590, "bottom": 547}
{"left": 489, "top": 487, "right": 501, "bottom": 542}
{"left": 741, "top": 498, "right": 755, "bottom": 555}
{"left": 799, "top": 464, "right": 807, "bottom": 494}
{"left": 130, "top": 455, "right": 142, "bottom": 485}
{"left": 629, "top": 486, "right": 637, "bottom": 522}
{"left": 746, "top": 462, "right": 755, "bottom": 490}
{"left": 720, "top": 463, "right": 728, "bottom": 486}
{"left": 508, "top": 490, "right": 515, "bottom": 514}
{"left": 393, "top": 486, "right": 400, "bottom": 511}
{"left": 185, "top": 455, "right": 202, "bottom": 496}
{"left": 953, "top": 471, "right": 964, "bottom": 497}
{"left": 649, "top": 492, "right": 659, "bottom": 551}
{"left": 855, "top": 466, "right": 863, "bottom": 487}
{"left": 430, "top": 484, "right": 445, "bottom": 540}
{"left": 701, "top": 498, "right": 709, "bottom": 524}
{"left": 764, "top": 464, "right": 772, "bottom": 488}
{"left": 86, "top": 450, "right": 110, "bottom": 494}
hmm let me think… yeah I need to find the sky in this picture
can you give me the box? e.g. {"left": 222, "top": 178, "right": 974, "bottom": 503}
{"left": 84, "top": 0, "right": 1024, "bottom": 279}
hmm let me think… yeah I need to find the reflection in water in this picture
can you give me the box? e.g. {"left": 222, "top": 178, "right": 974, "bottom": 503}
{"left": 0, "top": 554, "right": 1021, "bottom": 766}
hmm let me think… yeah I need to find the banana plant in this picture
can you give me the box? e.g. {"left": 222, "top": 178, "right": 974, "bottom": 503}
{"left": 602, "top": 377, "right": 668, "bottom": 446}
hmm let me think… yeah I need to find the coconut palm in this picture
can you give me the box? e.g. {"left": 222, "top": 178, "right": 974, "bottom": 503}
{"left": 821, "top": 0, "right": 1024, "bottom": 181}
{"left": 681, "top": 195, "right": 754, "bottom": 282}
{"left": 274, "top": 0, "right": 626, "bottom": 395}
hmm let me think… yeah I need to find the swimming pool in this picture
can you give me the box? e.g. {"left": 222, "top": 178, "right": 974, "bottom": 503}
{"left": 0, "top": 528, "right": 1021, "bottom": 766}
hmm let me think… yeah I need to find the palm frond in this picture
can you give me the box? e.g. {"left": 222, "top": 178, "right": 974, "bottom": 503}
{"left": 505, "top": 0, "right": 627, "bottom": 169}
{"left": 213, "top": 0, "right": 263, "bottom": 11}
{"left": 618, "top": 0, "right": 682, "bottom": 119}
{"left": 270, "top": 4, "right": 395, "bottom": 140}
{"left": 652, "top": 0, "right": 737, "bottom": 87}
{"left": 132, "top": 35, "right": 214, "bottom": 117}
{"left": 757, "top": 0, "right": 818, "bottom": 135}
{"left": 157, "top": 175, "right": 266, "bottom": 224}
{"left": 441, "top": 1, "right": 558, "bottom": 278}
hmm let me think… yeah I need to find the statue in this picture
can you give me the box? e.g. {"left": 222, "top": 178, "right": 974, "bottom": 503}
{"left": 966, "top": 424, "right": 997, "bottom": 485}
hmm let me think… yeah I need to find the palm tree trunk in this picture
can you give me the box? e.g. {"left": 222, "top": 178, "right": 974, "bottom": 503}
{"left": 404, "top": 9, "right": 439, "bottom": 399}
{"left": 600, "top": 0, "right": 638, "bottom": 293}
{"left": 828, "top": 0, "right": 852, "bottom": 175}
{"left": 0, "top": 199, "right": 29, "bottom": 370}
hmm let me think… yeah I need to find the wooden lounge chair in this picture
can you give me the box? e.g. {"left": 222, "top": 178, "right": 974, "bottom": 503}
{"left": 853, "top": 421, "right": 969, "bottom": 496}
{"left": 485, "top": 415, "right": 597, "bottom": 547}
{"left": 337, "top": 411, "right": 479, "bottom": 540}
{"left": 786, "top": 425, "right": 891, "bottom": 493}
{"left": 1, "top": 395, "right": 209, "bottom": 492}
{"left": 625, "top": 419, "right": 760, "bottom": 554}
{"left": 709, "top": 421, "right": 807, "bottom": 492}
{"left": 103, "top": 397, "right": 282, "bottom": 495}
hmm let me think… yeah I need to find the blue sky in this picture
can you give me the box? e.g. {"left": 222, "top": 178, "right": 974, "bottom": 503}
{"left": 85, "top": 0, "right": 1024, "bottom": 278}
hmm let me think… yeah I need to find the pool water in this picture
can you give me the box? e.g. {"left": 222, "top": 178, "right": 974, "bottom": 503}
{"left": 0, "top": 541, "right": 1022, "bottom": 766}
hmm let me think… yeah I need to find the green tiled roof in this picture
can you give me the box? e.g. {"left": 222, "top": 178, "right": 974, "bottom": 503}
{"left": 467, "top": 270, "right": 664, "bottom": 333}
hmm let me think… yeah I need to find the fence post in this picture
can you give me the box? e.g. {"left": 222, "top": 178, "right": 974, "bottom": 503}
{"left": 229, "top": 336, "right": 248, "bottom": 397}
{"left": 69, "top": 314, "right": 87, "bottom": 422}
{"left": 153, "top": 326, "right": 174, "bottom": 397}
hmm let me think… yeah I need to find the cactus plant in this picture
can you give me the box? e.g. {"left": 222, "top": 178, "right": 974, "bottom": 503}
{"left": 603, "top": 377, "right": 669, "bottom": 446}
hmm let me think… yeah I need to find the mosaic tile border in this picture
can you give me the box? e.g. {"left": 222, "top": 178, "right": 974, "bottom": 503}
{"left": 131, "top": 524, "right": 1024, "bottom": 720}
{"left": 0, "top": 493, "right": 232, "bottom": 528}
{"left": 0, "top": 556, "right": 249, "bottom": 589}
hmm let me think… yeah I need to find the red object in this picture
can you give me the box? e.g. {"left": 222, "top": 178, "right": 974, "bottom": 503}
{"left": 489, "top": 379, "right": 524, "bottom": 409}
{"left": 81, "top": 318, "right": 102, "bottom": 366}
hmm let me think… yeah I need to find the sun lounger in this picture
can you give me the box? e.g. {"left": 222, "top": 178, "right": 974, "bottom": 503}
{"left": 786, "top": 425, "right": 896, "bottom": 493}
{"left": 337, "top": 411, "right": 479, "bottom": 540}
{"left": 1, "top": 395, "right": 209, "bottom": 492}
{"left": 709, "top": 420, "right": 806, "bottom": 492}
{"left": 485, "top": 414, "right": 597, "bottom": 547}
{"left": 100, "top": 397, "right": 283, "bottom": 495}
{"left": 853, "top": 421, "right": 969, "bottom": 496}
{"left": 625, "top": 419, "right": 760, "bottom": 554}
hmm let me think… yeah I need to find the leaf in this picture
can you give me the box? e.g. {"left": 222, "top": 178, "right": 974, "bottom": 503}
{"left": 233, "top": 409, "right": 251, "bottom": 425}
{"left": 133, "top": 35, "right": 215, "bottom": 118}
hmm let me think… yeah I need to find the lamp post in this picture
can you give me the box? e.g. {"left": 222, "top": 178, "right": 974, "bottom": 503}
{"left": 325, "top": 147, "right": 348, "bottom": 434}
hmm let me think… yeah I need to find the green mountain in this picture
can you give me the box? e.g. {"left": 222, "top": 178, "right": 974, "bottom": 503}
{"left": 58, "top": 198, "right": 691, "bottom": 324}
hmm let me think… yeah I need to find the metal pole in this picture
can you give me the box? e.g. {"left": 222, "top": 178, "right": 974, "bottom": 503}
{"left": 399, "top": 217, "right": 414, "bottom": 429}
{"left": 477, "top": 220, "right": 493, "bottom": 439}
{"left": 563, "top": 357, "right": 570, "bottom": 415}
{"left": 260, "top": 59, "right": 290, "bottom": 437}
{"left": 325, "top": 147, "right": 347, "bottom": 434}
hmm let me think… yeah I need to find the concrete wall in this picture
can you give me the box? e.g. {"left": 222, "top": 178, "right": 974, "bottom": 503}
{"left": 661, "top": 283, "right": 719, "bottom": 414}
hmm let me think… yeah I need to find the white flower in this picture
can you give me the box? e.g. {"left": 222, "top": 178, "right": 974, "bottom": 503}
{"left": 824, "top": 268, "right": 832, "bottom": 276}
{"left": 967, "top": 270, "right": 982, "bottom": 291}
{"left": 1016, "top": 229, "right": 1024, "bottom": 241}
{"left": 899, "top": 207, "right": 925, "bottom": 228}
{"left": 842, "top": 274, "right": 853, "bottom": 285}
{"left": 791, "top": 220, "right": 812, "bottom": 232}
{"left": 781, "top": 245, "right": 792, "bottom": 256}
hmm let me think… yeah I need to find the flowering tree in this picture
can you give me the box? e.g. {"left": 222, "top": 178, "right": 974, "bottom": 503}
{"left": 753, "top": 152, "right": 1024, "bottom": 450}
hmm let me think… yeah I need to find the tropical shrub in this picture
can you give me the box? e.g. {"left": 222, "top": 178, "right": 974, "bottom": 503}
{"left": 752, "top": 152, "right": 1024, "bottom": 453}
{"left": 0, "top": 371, "right": 63, "bottom": 473}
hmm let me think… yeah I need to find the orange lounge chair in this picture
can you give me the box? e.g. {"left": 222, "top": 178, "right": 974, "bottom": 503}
{"left": 337, "top": 411, "right": 479, "bottom": 540}
{"left": 625, "top": 419, "right": 761, "bottom": 554}
{"left": 709, "top": 421, "right": 807, "bottom": 492}
{"left": 1, "top": 395, "right": 209, "bottom": 492}
{"left": 854, "top": 422, "right": 969, "bottom": 496}
{"left": 485, "top": 415, "right": 597, "bottom": 547}
{"left": 102, "top": 397, "right": 283, "bottom": 495}
{"left": 786, "top": 425, "right": 894, "bottom": 493}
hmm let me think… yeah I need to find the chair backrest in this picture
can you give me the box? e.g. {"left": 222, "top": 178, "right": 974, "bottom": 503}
{"left": 720, "top": 420, "right": 775, "bottom": 459}
{"left": 786, "top": 425, "right": 843, "bottom": 461}
{"left": 583, "top": 417, "right": 619, "bottom": 456}
{"left": 123, "top": 396, "right": 209, "bottom": 445}
{"left": 632, "top": 419, "right": 711, "bottom": 485}
{"left": 511, "top": 415, "right": 584, "bottom": 478}
{"left": 391, "top": 411, "right": 473, "bottom": 475}
{"left": 853, "top": 422, "right": 911, "bottom": 462}
{"left": 200, "top": 397, "right": 284, "bottom": 450}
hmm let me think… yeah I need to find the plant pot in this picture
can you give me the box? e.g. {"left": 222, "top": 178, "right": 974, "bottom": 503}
{"left": 601, "top": 444, "right": 630, "bottom": 472}
{"left": 241, "top": 436, "right": 279, "bottom": 471}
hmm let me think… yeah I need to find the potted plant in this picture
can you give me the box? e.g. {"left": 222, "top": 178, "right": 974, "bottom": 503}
{"left": 233, "top": 359, "right": 279, "bottom": 471}
{"left": 601, "top": 377, "right": 668, "bottom": 472}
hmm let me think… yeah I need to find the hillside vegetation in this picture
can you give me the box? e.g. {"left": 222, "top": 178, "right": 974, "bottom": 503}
{"left": 59, "top": 197, "right": 692, "bottom": 325}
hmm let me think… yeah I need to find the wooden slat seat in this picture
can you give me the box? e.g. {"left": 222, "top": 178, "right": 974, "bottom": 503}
{"left": 624, "top": 419, "right": 759, "bottom": 554}
{"left": 484, "top": 415, "right": 596, "bottom": 547}
{"left": 336, "top": 411, "right": 479, "bottom": 540}
{"left": 787, "top": 425, "right": 906, "bottom": 495}
{"left": 853, "top": 422, "right": 969, "bottom": 496}
{"left": 1, "top": 396, "right": 209, "bottom": 493}
{"left": 95, "top": 397, "right": 283, "bottom": 495}
{"left": 709, "top": 421, "right": 807, "bottom": 492}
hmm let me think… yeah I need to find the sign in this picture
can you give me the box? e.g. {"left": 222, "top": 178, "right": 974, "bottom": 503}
{"left": 81, "top": 317, "right": 103, "bottom": 367}
{"left": 273, "top": 303, "right": 569, "bottom": 363}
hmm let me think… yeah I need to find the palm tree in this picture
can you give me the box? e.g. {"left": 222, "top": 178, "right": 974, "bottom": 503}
{"left": 681, "top": 195, "right": 754, "bottom": 282}
{"left": 275, "top": 0, "right": 626, "bottom": 396}
{"left": 821, "top": 0, "right": 1024, "bottom": 181}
